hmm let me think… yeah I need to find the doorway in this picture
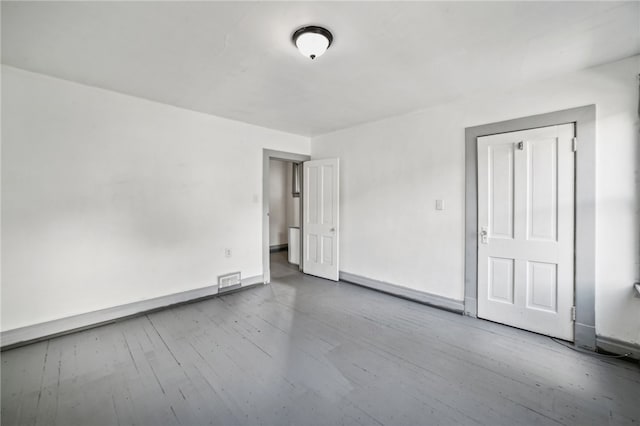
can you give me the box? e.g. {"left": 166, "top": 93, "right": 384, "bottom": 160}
{"left": 268, "top": 158, "right": 302, "bottom": 277}
{"left": 464, "top": 105, "right": 597, "bottom": 349}
{"left": 262, "top": 150, "right": 310, "bottom": 284}
{"left": 262, "top": 150, "right": 340, "bottom": 284}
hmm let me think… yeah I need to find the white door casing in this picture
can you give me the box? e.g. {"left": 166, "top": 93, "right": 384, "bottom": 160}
{"left": 477, "top": 124, "right": 575, "bottom": 340}
{"left": 303, "top": 158, "right": 339, "bottom": 281}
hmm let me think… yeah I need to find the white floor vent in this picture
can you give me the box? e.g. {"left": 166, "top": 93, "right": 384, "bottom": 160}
{"left": 218, "top": 272, "right": 241, "bottom": 289}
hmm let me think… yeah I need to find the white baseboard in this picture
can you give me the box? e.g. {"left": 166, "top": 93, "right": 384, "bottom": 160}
{"left": 596, "top": 335, "right": 640, "bottom": 360}
{"left": 242, "top": 275, "right": 265, "bottom": 286}
{"left": 339, "top": 271, "right": 464, "bottom": 313}
{"left": 1, "top": 275, "right": 263, "bottom": 349}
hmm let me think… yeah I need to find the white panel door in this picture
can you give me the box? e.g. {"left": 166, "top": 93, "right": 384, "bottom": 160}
{"left": 477, "top": 124, "right": 575, "bottom": 340}
{"left": 303, "top": 158, "right": 339, "bottom": 281}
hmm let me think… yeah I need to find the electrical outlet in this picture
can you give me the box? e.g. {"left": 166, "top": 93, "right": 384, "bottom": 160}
{"left": 435, "top": 199, "right": 444, "bottom": 210}
{"left": 225, "top": 248, "right": 232, "bottom": 258}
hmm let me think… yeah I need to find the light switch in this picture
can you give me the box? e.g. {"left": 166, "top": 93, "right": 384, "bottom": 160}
{"left": 435, "top": 199, "right": 444, "bottom": 211}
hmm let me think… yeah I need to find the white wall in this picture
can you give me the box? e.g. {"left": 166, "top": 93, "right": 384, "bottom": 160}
{"left": 1, "top": 66, "right": 310, "bottom": 332}
{"left": 269, "top": 159, "right": 288, "bottom": 246}
{"left": 312, "top": 55, "right": 640, "bottom": 345}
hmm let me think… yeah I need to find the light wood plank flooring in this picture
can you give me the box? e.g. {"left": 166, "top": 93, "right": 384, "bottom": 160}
{"left": 2, "top": 251, "right": 639, "bottom": 425}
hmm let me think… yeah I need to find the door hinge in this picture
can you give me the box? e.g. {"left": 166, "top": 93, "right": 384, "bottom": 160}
{"left": 572, "top": 137, "right": 577, "bottom": 152}
{"left": 516, "top": 141, "right": 524, "bottom": 150}
{"left": 571, "top": 306, "right": 576, "bottom": 321}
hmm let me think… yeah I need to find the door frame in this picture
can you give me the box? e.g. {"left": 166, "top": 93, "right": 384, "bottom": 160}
{"left": 464, "top": 105, "right": 596, "bottom": 350}
{"left": 263, "top": 149, "right": 311, "bottom": 284}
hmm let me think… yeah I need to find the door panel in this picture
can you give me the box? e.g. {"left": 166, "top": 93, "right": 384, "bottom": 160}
{"left": 526, "top": 261, "right": 557, "bottom": 312}
{"left": 488, "top": 144, "right": 515, "bottom": 239}
{"left": 307, "top": 234, "right": 318, "bottom": 263}
{"left": 322, "top": 166, "right": 334, "bottom": 224}
{"left": 527, "top": 137, "right": 558, "bottom": 241}
{"left": 478, "top": 124, "right": 574, "bottom": 340}
{"left": 488, "top": 257, "right": 515, "bottom": 304}
{"left": 322, "top": 236, "right": 333, "bottom": 263}
{"left": 307, "top": 166, "right": 319, "bottom": 224}
{"left": 303, "top": 159, "right": 339, "bottom": 281}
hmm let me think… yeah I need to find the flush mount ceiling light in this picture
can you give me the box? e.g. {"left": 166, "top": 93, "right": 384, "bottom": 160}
{"left": 292, "top": 25, "right": 333, "bottom": 60}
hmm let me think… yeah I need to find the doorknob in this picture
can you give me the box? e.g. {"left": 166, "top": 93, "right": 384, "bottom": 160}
{"left": 480, "top": 226, "right": 488, "bottom": 244}
{"left": 330, "top": 227, "right": 335, "bottom": 232}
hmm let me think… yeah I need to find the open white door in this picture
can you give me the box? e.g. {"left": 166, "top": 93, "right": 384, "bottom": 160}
{"left": 477, "top": 124, "right": 575, "bottom": 340}
{"left": 303, "top": 158, "right": 339, "bottom": 281}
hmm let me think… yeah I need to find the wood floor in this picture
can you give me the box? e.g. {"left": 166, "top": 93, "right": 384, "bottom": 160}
{"left": 2, "top": 252, "right": 639, "bottom": 426}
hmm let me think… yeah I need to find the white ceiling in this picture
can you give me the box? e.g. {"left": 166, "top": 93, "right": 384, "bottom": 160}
{"left": 2, "top": 1, "right": 639, "bottom": 136}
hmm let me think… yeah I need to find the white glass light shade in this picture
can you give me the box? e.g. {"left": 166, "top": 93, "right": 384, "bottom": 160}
{"left": 292, "top": 26, "right": 333, "bottom": 60}
{"left": 295, "top": 32, "right": 329, "bottom": 59}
